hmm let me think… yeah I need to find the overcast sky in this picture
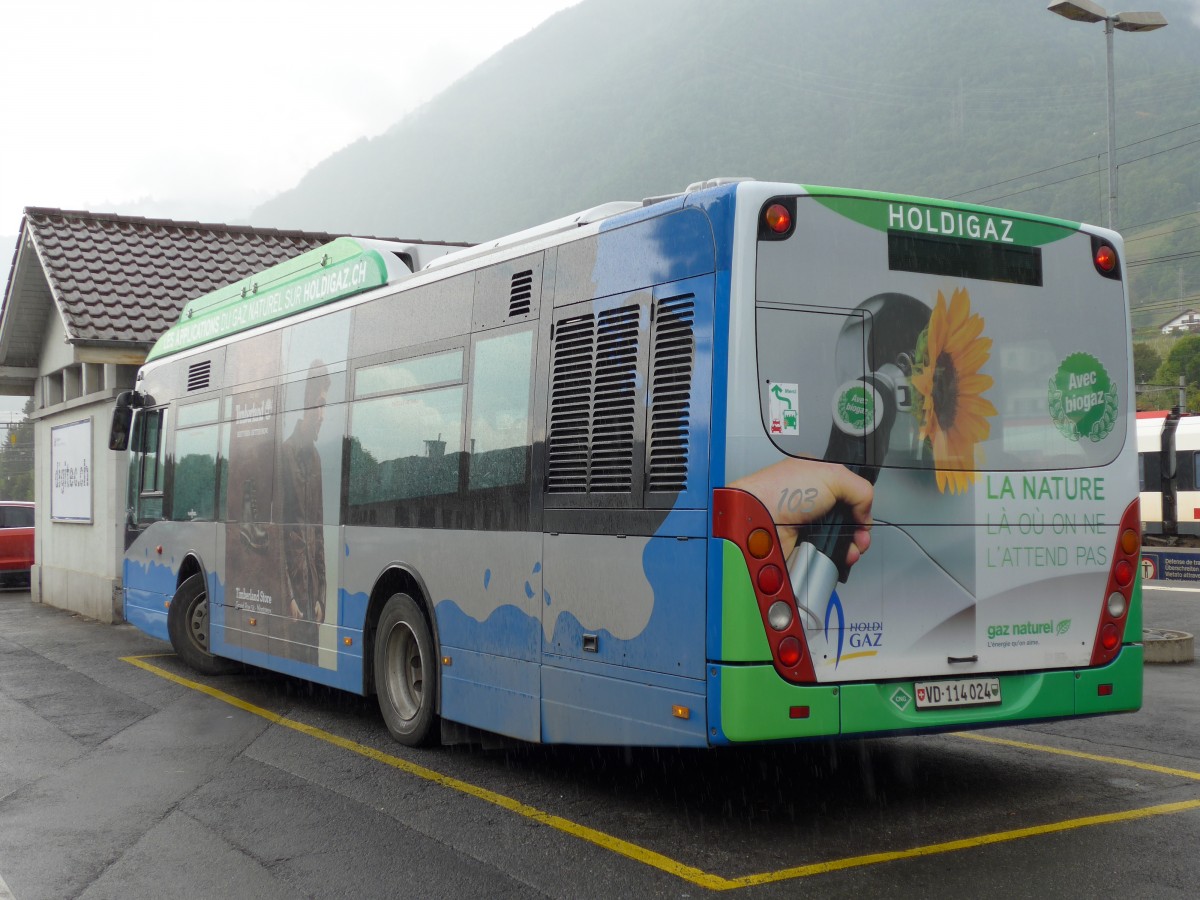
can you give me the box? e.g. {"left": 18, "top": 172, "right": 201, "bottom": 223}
{"left": 0, "top": 0, "right": 582, "bottom": 233}
{"left": 0, "top": 0, "right": 580, "bottom": 417}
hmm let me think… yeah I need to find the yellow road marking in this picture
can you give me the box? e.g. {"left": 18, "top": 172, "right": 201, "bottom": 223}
{"left": 726, "top": 799, "right": 1200, "bottom": 888}
{"left": 955, "top": 731, "right": 1200, "bottom": 782}
{"left": 122, "top": 654, "right": 1200, "bottom": 891}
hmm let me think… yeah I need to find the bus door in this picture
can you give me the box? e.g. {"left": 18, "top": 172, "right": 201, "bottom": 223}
{"left": 122, "top": 405, "right": 173, "bottom": 627}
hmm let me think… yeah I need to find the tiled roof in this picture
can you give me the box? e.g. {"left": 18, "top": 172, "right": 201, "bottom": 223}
{"left": 15, "top": 208, "right": 375, "bottom": 344}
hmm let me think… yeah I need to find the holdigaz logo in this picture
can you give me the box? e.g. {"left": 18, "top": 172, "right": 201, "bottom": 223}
{"left": 1048, "top": 352, "right": 1117, "bottom": 443}
{"left": 825, "top": 591, "right": 885, "bottom": 667}
{"left": 888, "top": 203, "right": 1016, "bottom": 243}
{"left": 987, "top": 619, "right": 1072, "bottom": 645}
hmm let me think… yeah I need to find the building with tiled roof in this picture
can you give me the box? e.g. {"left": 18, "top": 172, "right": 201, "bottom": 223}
{"left": 0, "top": 208, "right": 363, "bottom": 394}
{"left": 0, "top": 207, "right": 417, "bottom": 622}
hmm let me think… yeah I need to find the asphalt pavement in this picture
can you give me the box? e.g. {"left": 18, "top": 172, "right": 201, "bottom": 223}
{"left": 0, "top": 586, "right": 1196, "bottom": 899}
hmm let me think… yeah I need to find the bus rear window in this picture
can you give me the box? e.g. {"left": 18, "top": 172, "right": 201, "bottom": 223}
{"left": 888, "top": 231, "right": 1043, "bottom": 286}
{"left": 755, "top": 202, "right": 1129, "bottom": 475}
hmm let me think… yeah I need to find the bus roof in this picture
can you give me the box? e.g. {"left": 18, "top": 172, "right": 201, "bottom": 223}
{"left": 143, "top": 180, "right": 1094, "bottom": 365}
{"left": 145, "top": 237, "right": 450, "bottom": 362}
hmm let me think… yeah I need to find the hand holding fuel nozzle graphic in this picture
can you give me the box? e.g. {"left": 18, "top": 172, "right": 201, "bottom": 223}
{"left": 729, "top": 456, "right": 874, "bottom": 561}
{"left": 733, "top": 293, "right": 930, "bottom": 626}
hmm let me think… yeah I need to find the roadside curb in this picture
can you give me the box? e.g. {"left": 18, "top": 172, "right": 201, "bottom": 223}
{"left": 1144, "top": 628, "right": 1195, "bottom": 664}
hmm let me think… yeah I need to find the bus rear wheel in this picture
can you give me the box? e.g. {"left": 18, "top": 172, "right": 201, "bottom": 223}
{"left": 374, "top": 592, "right": 438, "bottom": 746}
{"left": 167, "top": 573, "right": 233, "bottom": 675}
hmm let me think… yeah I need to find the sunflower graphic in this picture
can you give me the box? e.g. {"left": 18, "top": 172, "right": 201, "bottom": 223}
{"left": 909, "top": 288, "right": 997, "bottom": 494}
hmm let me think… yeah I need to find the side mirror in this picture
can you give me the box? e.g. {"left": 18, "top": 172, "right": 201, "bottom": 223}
{"left": 109, "top": 391, "right": 141, "bottom": 451}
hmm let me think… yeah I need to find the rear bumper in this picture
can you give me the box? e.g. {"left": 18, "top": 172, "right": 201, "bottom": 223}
{"left": 711, "top": 644, "right": 1143, "bottom": 743}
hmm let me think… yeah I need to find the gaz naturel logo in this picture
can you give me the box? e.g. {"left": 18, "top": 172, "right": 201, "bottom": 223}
{"left": 986, "top": 619, "right": 1074, "bottom": 650}
{"left": 1048, "top": 352, "right": 1117, "bottom": 443}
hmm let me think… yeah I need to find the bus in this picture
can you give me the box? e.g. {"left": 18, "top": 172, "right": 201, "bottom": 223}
{"left": 110, "top": 178, "right": 1142, "bottom": 748}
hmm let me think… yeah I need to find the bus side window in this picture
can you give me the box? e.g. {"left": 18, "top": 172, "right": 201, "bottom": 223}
{"left": 469, "top": 328, "right": 533, "bottom": 491}
{"left": 347, "top": 347, "right": 466, "bottom": 526}
{"left": 135, "top": 408, "right": 167, "bottom": 523}
{"left": 171, "top": 399, "right": 222, "bottom": 523}
{"left": 465, "top": 328, "right": 534, "bottom": 530}
{"left": 171, "top": 425, "right": 219, "bottom": 521}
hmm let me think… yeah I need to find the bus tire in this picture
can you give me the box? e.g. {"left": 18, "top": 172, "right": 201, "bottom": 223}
{"left": 374, "top": 592, "right": 438, "bottom": 747}
{"left": 167, "top": 573, "right": 234, "bottom": 675}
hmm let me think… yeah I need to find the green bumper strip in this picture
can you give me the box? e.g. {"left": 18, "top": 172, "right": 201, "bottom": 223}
{"left": 715, "top": 645, "right": 1142, "bottom": 743}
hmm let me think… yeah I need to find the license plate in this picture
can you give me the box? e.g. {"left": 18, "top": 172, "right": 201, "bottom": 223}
{"left": 913, "top": 678, "right": 1002, "bottom": 709}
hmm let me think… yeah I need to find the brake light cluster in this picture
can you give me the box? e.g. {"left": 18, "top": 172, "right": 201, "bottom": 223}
{"left": 714, "top": 488, "right": 816, "bottom": 683}
{"left": 1090, "top": 498, "right": 1140, "bottom": 667}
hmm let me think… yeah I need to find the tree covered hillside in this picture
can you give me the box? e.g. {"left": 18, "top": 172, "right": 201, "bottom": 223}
{"left": 250, "top": 0, "right": 1200, "bottom": 326}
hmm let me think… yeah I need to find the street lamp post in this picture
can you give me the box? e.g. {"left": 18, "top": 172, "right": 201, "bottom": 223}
{"left": 1047, "top": 0, "right": 1167, "bottom": 229}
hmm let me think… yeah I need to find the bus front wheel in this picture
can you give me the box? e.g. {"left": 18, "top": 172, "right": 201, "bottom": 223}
{"left": 374, "top": 592, "right": 438, "bottom": 746}
{"left": 167, "top": 573, "right": 232, "bottom": 675}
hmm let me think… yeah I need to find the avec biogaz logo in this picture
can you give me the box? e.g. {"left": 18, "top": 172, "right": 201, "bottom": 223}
{"left": 1048, "top": 352, "right": 1117, "bottom": 443}
{"left": 987, "top": 619, "right": 1072, "bottom": 640}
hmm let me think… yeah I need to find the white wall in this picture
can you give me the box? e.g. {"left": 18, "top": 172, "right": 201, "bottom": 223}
{"left": 32, "top": 400, "right": 126, "bottom": 623}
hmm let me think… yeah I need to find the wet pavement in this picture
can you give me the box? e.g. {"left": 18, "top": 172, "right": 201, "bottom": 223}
{"left": 0, "top": 586, "right": 1197, "bottom": 899}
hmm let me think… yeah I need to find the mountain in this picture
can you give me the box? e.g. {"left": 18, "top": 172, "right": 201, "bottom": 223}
{"left": 248, "top": 0, "right": 1200, "bottom": 324}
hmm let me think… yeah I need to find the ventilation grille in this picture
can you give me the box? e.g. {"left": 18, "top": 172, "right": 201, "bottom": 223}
{"left": 186, "top": 360, "right": 212, "bottom": 392}
{"left": 547, "top": 305, "right": 641, "bottom": 494}
{"left": 646, "top": 294, "right": 695, "bottom": 492}
{"left": 509, "top": 270, "right": 534, "bottom": 317}
{"left": 590, "top": 307, "right": 639, "bottom": 492}
{"left": 547, "top": 313, "right": 595, "bottom": 493}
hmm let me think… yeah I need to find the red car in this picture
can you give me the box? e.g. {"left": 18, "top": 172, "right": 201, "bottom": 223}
{"left": 0, "top": 501, "right": 34, "bottom": 588}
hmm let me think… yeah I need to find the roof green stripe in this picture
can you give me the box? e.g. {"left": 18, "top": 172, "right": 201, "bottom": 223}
{"left": 146, "top": 238, "right": 391, "bottom": 362}
{"left": 800, "top": 185, "right": 1082, "bottom": 247}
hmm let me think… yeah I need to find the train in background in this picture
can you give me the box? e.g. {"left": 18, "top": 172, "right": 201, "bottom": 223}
{"left": 1138, "top": 409, "right": 1200, "bottom": 538}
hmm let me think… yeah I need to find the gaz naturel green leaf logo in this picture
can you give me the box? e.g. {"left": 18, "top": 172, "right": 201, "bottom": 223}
{"left": 1056, "top": 619, "right": 1072, "bottom": 636}
{"left": 1048, "top": 352, "right": 1117, "bottom": 443}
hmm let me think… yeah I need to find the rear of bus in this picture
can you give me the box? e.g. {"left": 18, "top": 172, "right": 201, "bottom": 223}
{"left": 710, "top": 183, "right": 1140, "bottom": 742}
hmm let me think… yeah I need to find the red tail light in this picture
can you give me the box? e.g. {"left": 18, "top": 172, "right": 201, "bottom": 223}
{"left": 1091, "top": 236, "right": 1121, "bottom": 280}
{"left": 714, "top": 488, "right": 817, "bottom": 683}
{"left": 764, "top": 204, "right": 792, "bottom": 234}
{"left": 1090, "top": 499, "right": 1139, "bottom": 667}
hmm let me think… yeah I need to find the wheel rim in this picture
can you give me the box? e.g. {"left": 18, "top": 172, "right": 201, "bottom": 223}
{"left": 384, "top": 621, "right": 424, "bottom": 722}
{"left": 188, "top": 594, "right": 209, "bottom": 652}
